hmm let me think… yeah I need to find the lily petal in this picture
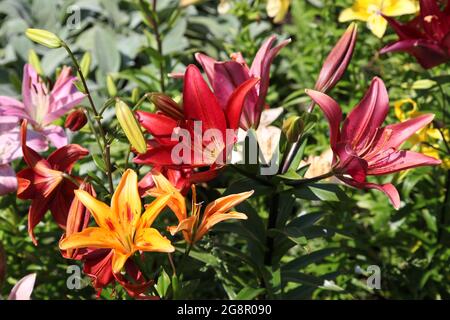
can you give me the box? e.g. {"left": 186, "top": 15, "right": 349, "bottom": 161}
{"left": 204, "top": 190, "right": 254, "bottom": 218}
{"left": 367, "top": 150, "right": 441, "bottom": 175}
{"left": 74, "top": 189, "right": 114, "bottom": 230}
{"left": 59, "top": 227, "right": 120, "bottom": 251}
{"left": 195, "top": 211, "right": 248, "bottom": 242}
{"left": 111, "top": 251, "right": 131, "bottom": 274}
{"left": 111, "top": 169, "right": 141, "bottom": 231}
{"left": 341, "top": 77, "right": 389, "bottom": 149}
{"left": 183, "top": 64, "right": 226, "bottom": 134}
{"left": 41, "top": 125, "right": 68, "bottom": 148}
{"left": 306, "top": 89, "right": 342, "bottom": 148}
{"left": 340, "top": 177, "right": 401, "bottom": 209}
{"left": 136, "top": 111, "right": 178, "bottom": 145}
{"left": 382, "top": 113, "right": 435, "bottom": 149}
{"left": 139, "top": 194, "right": 171, "bottom": 230}
{"left": 8, "top": 273, "right": 36, "bottom": 300}
{"left": 226, "top": 77, "right": 260, "bottom": 130}
{"left": 47, "top": 143, "right": 89, "bottom": 173}
{"left": 134, "top": 228, "right": 175, "bottom": 253}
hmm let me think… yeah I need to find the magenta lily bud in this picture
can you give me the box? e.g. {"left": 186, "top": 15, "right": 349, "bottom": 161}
{"left": 314, "top": 23, "right": 357, "bottom": 93}
{"left": 65, "top": 109, "right": 88, "bottom": 132}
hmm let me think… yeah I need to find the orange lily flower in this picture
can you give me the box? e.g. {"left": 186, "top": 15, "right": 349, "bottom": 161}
{"left": 148, "top": 172, "right": 254, "bottom": 244}
{"left": 60, "top": 169, "right": 174, "bottom": 274}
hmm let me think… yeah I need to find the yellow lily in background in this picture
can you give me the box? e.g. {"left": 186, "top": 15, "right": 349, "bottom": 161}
{"left": 394, "top": 99, "right": 450, "bottom": 169}
{"left": 339, "top": 0, "right": 418, "bottom": 38}
{"left": 60, "top": 169, "right": 174, "bottom": 274}
{"left": 267, "top": 0, "right": 291, "bottom": 23}
{"left": 149, "top": 172, "right": 253, "bottom": 244}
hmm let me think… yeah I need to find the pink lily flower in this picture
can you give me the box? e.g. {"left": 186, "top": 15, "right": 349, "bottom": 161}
{"left": 0, "top": 115, "right": 46, "bottom": 195}
{"left": 195, "top": 35, "right": 291, "bottom": 130}
{"left": 306, "top": 77, "right": 441, "bottom": 209}
{"left": 7, "top": 273, "right": 36, "bottom": 300}
{"left": 0, "top": 64, "right": 85, "bottom": 148}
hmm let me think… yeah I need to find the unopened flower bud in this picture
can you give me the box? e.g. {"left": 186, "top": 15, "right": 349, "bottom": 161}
{"left": 65, "top": 109, "right": 87, "bottom": 132}
{"left": 79, "top": 52, "right": 92, "bottom": 78}
{"left": 115, "top": 99, "right": 147, "bottom": 154}
{"left": 314, "top": 23, "right": 357, "bottom": 93}
{"left": 26, "top": 28, "right": 62, "bottom": 48}
{"left": 149, "top": 93, "right": 183, "bottom": 120}
{"left": 283, "top": 115, "right": 304, "bottom": 143}
{"left": 106, "top": 75, "right": 117, "bottom": 97}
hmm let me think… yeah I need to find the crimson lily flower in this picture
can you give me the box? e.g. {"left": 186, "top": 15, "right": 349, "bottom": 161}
{"left": 380, "top": 0, "right": 450, "bottom": 69}
{"left": 195, "top": 36, "right": 290, "bottom": 129}
{"left": 17, "top": 120, "right": 88, "bottom": 244}
{"left": 134, "top": 64, "right": 259, "bottom": 181}
{"left": 306, "top": 77, "right": 441, "bottom": 209}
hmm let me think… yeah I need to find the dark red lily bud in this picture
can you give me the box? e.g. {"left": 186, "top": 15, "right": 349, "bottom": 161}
{"left": 65, "top": 109, "right": 87, "bottom": 132}
{"left": 149, "top": 93, "right": 184, "bottom": 120}
{"left": 314, "top": 23, "right": 357, "bottom": 93}
{"left": 60, "top": 182, "right": 95, "bottom": 260}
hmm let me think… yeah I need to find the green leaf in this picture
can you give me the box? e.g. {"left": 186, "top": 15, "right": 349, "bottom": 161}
{"left": 155, "top": 268, "right": 171, "bottom": 298}
{"left": 92, "top": 154, "right": 107, "bottom": 172}
{"left": 282, "top": 248, "right": 339, "bottom": 271}
{"left": 235, "top": 287, "right": 265, "bottom": 300}
{"left": 291, "top": 183, "right": 347, "bottom": 201}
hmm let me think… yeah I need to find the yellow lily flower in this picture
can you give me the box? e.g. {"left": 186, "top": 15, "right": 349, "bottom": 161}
{"left": 60, "top": 169, "right": 175, "bottom": 274}
{"left": 339, "top": 0, "right": 418, "bottom": 38}
{"left": 394, "top": 98, "right": 449, "bottom": 169}
{"left": 148, "top": 172, "right": 253, "bottom": 244}
{"left": 267, "top": 0, "right": 291, "bottom": 23}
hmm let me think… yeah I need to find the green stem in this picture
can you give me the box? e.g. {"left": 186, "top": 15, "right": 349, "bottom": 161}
{"left": 285, "top": 170, "right": 336, "bottom": 186}
{"left": 264, "top": 192, "right": 279, "bottom": 266}
{"left": 62, "top": 42, "right": 114, "bottom": 194}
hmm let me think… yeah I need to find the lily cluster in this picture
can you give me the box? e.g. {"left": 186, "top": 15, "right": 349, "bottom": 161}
{"left": 0, "top": 1, "right": 446, "bottom": 298}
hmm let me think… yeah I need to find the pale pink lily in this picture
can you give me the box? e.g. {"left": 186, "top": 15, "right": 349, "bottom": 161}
{"left": 306, "top": 77, "right": 441, "bottom": 209}
{"left": 0, "top": 64, "right": 85, "bottom": 148}
{"left": 0, "top": 115, "right": 46, "bottom": 195}
{"left": 7, "top": 273, "right": 36, "bottom": 300}
{"left": 195, "top": 36, "right": 291, "bottom": 130}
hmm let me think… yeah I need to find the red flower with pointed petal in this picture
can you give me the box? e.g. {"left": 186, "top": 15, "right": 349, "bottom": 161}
{"left": 134, "top": 64, "right": 259, "bottom": 185}
{"left": 380, "top": 0, "right": 450, "bottom": 69}
{"left": 17, "top": 120, "right": 88, "bottom": 244}
{"left": 196, "top": 36, "right": 291, "bottom": 129}
{"left": 306, "top": 77, "right": 441, "bottom": 209}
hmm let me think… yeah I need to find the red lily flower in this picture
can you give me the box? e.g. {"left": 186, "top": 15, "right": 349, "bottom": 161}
{"left": 17, "top": 120, "right": 88, "bottom": 244}
{"left": 306, "top": 77, "right": 441, "bottom": 209}
{"left": 134, "top": 64, "right": 259, "bottom": 182}
{"left": 80, "top": 249, "right": 156, "bottom": 299}
{"left": 196, "top": 36, "right": 290, "bottom": 130}
{"left": 380, "top": 0, "right": 450, "bottom": 69}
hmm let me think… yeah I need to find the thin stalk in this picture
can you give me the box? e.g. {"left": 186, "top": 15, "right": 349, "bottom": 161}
{"left": 62, "top": 42, "right": 114, "bottom": 194}
{"left": 167, "top": 253, "right": 177, "bottom": 276}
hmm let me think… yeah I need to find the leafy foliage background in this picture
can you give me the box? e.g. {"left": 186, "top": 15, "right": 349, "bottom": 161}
{"left": 0, "top": 0, "right": 449, "bottom": 299}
